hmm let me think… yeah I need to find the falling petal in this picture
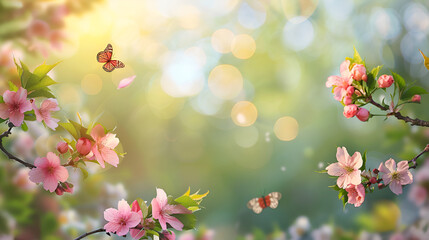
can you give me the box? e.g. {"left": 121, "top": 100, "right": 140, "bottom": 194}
{"left": 117, "top": 75, "right": 136, "bottom": 89}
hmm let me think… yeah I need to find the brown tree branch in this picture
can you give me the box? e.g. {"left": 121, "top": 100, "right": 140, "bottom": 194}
{"left": 74, "top": 228, "right": 107, "bottom": 240}
{"left": 0, "top": 123, "right": 35, "bottom": 169}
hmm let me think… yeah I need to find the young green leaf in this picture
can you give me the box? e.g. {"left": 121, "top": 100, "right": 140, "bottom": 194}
{"left": 59, "top": 122, "right": 79, "bottom": 140}
{"left": 21, "top": 122, "right": 28, "bottom": 131}
{"left": 360, "top": 151, "right": 367, "bottom": 171}
{"left": 173, "top": 214, "right": 196, "bottom": 230}
{"left": 401, "top": 86, "right": 428, "bottom": 100}
{"left": 391, "top": 72, "right": 406, "bottom": 94}
{"left": 8, "top": 81, "right": 18, "bottom": 91}
{"left": 27, "top": 88, "right": 56, "bottom": 98}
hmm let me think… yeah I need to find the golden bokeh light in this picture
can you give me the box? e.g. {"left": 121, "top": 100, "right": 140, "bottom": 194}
{"left": 211, "top": 29, "right": 235, "bottom": 54}
{"left": 208, "top": 64, "right": 243, "bottom": 100}
{"left": 274, "top": 116, "right": 299, "bottom": 141}
{"left": 177, "top": 5, "right": 201, "bottom": 29}
{"left": 231, "top": 101, "right": 258, "bottom": 127}
{"left": 281, "top": 0, "right": 319, "bottom": 22}
{"left": 231, "top": 34, "right": 256, "bottom": 59}
{"left": 81, "top": 74, "right": 102, "bottom": 95}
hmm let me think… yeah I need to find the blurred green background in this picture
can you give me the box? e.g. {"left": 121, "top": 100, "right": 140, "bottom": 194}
{"left": 1, "top": 0, "right": 429, "bottom": 239}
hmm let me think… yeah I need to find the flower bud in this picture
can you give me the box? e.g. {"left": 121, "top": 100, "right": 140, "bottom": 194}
{"left": 76, "top": 137, "right": 92, "bottom": 156}
{"left": 377, "top": 74, "right": 394, "bottom": 88}
{"left": 370, "top": 177, "right": 377, "bottom": 184}
{"left": 55, "top": 185, "right": 64, "bottom": 196}
{"left": 356, "top": 108, "right": 370, "bottom": 122}
{"left": 343, "top": 96, "right": 353, "bottom": 105}
{"left": 343, "top": 104, "right": 358, "bottom": 118}
{"left": 411, "top": 94, "right": 421, "bottom": 103}
{"left": 378, "top": 183, "right": 384, "bottom": 189}
{"left": 56, "top": 141, "right": 69, "bottom": 154}
{"left": 351, "top": 64, "right": 367, "bottom": 81}
{"left": 373, "top": 168, "right": 379, "bottom": 174}
{"left": 63, "top": 182, "right": 73, "bottom": 194}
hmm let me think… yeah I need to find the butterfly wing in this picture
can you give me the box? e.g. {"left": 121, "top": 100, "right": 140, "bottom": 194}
{"left": 97, "top": 44, "right": 113, "bottom": 63}
{"left": 267, "top": 192, "right": 282, "bottom": 209}
{"left": 247, "top": 197, "right": 263, "bottom": 214}
{"left": 110, "top": 60, "right": 125, "bottom": 69}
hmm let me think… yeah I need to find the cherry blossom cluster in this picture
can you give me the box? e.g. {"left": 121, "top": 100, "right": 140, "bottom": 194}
{"left": 325, "top": 147, "right": 415, "bottom": 208}
{"left": 0, "top": 61, "right": 122, "bottom": 195}
{"left": 95, "top": 188, "right": 208, "bottom": 240}
{"left": 326, "top": 48, "right": 427, "bottom": 124}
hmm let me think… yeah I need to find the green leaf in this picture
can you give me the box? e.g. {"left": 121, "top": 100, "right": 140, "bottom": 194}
{"left": 367, "top": 66, "right": 382, "bottom": 92}
{"left": 59, "top": 122, "right": 79, "bottom": 140}
{"left": 338, "top": 189, "right": 348, "bottom": 209}
{"left": 329, "top": 185, "right": 341, "bottom": 191}
{"left": 173, "top": 214, "right": 196, "bottom": 230}
{"left": 26, "top": 75, "right": 57, "bottom": 92}
{"left": 401, "top": 86, "right": 428, "bottom": 100}
{"left": 24, "top": 111, "right": 36, "bottom": 121}
{"left": 0, "top": 96, "right": 3, "bottom": 103}
{"left": 392, "top": 72, "right": 406, "bottom": 94}
{"left": 174, "top": 195, "right": 199, "bottom": 209}
{"left": 8, "top": 81, "right": 18, "bottom": 91}
{"left": 21, "top": 122, "right": 28, "bottom": 131}
{"left": 33, "top": 62, "right": 60, "bottom": 79}
{"left": 27, "top": 88, "right": 56, "bottom": 98}
{"left": 315, "top": 169, "right": 327, "bottom": 173}
{"left": 146, "top": 229, "right": 159, "bottom": 237}
{"left": 360, "top": 151, "right": 367, "bottom": 171}
{"left": 353, "top": 47, "right": 364, "bottom": 65}
{"left": 20, "top": 69, "right": 34, "bottom": 88}
{"left": 70, "top": 120, "right": 92, "bottom": 140}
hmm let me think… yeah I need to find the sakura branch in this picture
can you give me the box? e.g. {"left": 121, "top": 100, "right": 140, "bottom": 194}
{"left": 73, "top": 188, "right": 209, "bottom": 240}
{"left": 0, "top": 60, "right": 124, "bottom": 195}
{"left": 326, "top": 47, "right": 428, "bottom": 127}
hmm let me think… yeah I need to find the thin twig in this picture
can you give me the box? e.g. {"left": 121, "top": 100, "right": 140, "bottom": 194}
{"left": 408, "top": 144, "right": 429, "bottom": 169}
{"left": 369, "top": 98, "right": 429, "bottom": 127}
{"left": 0, "top": 123, "right": 35, "bottom": 169}
{"left": 74, "top": 228, "right": 106, "bottom": 240}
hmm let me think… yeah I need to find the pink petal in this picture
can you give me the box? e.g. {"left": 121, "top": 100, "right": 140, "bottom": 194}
{"left": 104, "top": 222, "right": 121, "bottom": 233}
{"left": 16, "top": 87, "right": 28, "bottom": 103}
{"left": 126, "top": 212, "right": 142, "bottom": 228}
{"left": 43, "top": 175, "right": 58, "bottom": 192}
{"left": 130, "top": 229, "right": 145, "bottom": 239}
{"left": 101, "top": 148, "right": 119, "bottom": 167}
{"left": 19, "top": 100, "right": 32, "bottom": 113}
{"left": 101, "top": 133, "right": 119, "bottom": 149}
{"left": 151, "top": 198, "right": 162, "bottom": 220}
{"left": 384, "top": 159, "right": 396, "bottom": 173}
{"left": 2, "top": 90, "right": 15, "bottom": 104}
{"left": 382, "top": 174, "right": 393, "bottom": 185}
{"left": 44, "top": 117, "right": 60, "bottom": 130}
{"left": 32, "top": 102, "right": 43, "bottom": 122}
{"left": 397, "top": 161, "right": 410, "bottom": 172}
{"left": 8, "top": 111, "right": 24, "bottom": 126}
{"left": 28, "top": 168, "right": 44, "bottom": 183}
{"left": 164, "top": 215, "right": 184, "bottom": 231}
{"left": 336, "top": 147, "right": 349, "bottom": 165}
{"left": 348, "top": 170, "right": 362, "bottom": 186}
{"left": 117, "top": 75, "right": 136, "bottom": 89}
{"left": 326, "top": 76, "right": 341, "bottom": 87}
{"left": 340, "top": 60, "right": 351, "bottom": 79}
{"left": 54, "top": 166, "right": 69, "bottom": 182}
{"left": 131, "top": 200, "right": 141, "bottom": 213}
{"left": 34, "top": 157, "right": 47, "bottom": 168}
{"left": 156, "top": 188, "right": 168, "bottom": 207}
{"left": 399, "top": 171, "right": 413, "bottom": 185}
{"left": 333, "top": 87, "right": 343, "bottom": 101}
{"left": 348, "top": 152, "right": 363, "bottom": 170}
{"left": 91, "top": 124, "right": 105, "bottom": 141}
{"left": 41, "top": 98, "right": 60, "bottom": 112}
{"left": 92, "top": 146, "right": 105, "bottom": 168}
{"left": 0, "top": 103, "right": 9, "bottom": 119}
{"left": 117, "top": 199, "right": 131, "bottom": 214}
{"left": 116, "top": 225, "right": 130, "bottom": 236}
{"left": 46, "top": 152, "right": 60, "bottom": 167}
{"left": 104, "top": 208, "right": 120, "bottom": 222}
{"left": 165, "top": 204, "right": 192, "bottom": 215}
{"left": 337, "top": 175, "right": 347, "bottom": 189}
{"left": 389, "top": 180, "right": 403, "bottom": 195}
{"left": 326, "top": 163, "right": 346, "bottom": 177}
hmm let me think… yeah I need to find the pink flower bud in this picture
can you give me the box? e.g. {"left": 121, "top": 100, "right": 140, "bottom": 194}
{"left": 346, "top": 86, "right": 355, "bottom": 96}
{"left": 351, "top": 64, "right": 367, "bottom": 81}
{"left": 377, "top": 74, "right": 394, "bottom": 88}
{"left": 378, "top": 183, "right": 384, "bottom": 189}
{"left": 356, "top": 108, "right": 370, "bottom": 122}
{"left": 370, "top": 177, "right": 377, "bottom": 184}
{"left": 76, "top": 138, "right": 92, "bottom": 156}
{"left": 55, "top": 185, "right": 64, "bottom": 196}
{"left": 412, "top": 94, "right": 421, "bottom": 103}
{"left": 373, "top": 168, "right": 379, "bottom": 174}
{"left": 63, "top": 182, "right": 73, "bottom": 194}
{"left": 343, "top": 104, "right": 358, "bottom": 118}
{"left": 56, "top": 141, "right": 69, "bottom": 154}
{"left": 343, "top": 96, "right": 353, "bottom": 105}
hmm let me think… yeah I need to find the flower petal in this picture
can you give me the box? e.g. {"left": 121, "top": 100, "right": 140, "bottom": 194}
{"left": 101, "top": 148, "right": 119, "bottom": 167}
{"left": 130, "top": 229, "right": 145, "bottom": 239}
{"left": 336, "top": 147, "right": 350, "bottom": 165}
{"left": 8, "top": 111, "right": 24, "bottom": 127}
{"left": 164, "top": 215, "right": 184, "bottom": 231}
{"left": 117, "top": 75, "right": 136, "bottom": 89}
{"left": 104, "top": 222, "right": 120, "bottom": 234}
{"left": 389, "top": 180, "right": 403, "bottom": 195}
{"left": 104, "top": 208, "right": 120, "bottom": 222}
{"left": 91, "top": 124, "right": 105, "bottom": 141}
{"left": 156, "top": 188, "right": 168, "bottom": 207}
{"left": 384, "top": 159, "right": 397, "bottom": 173}
{"left": 118, "top": 199, "right": 131, "bottom": 214}
{"left": 348, "top": 152, "right": 363, "bottom": 170}
{"left": 43, "top": 176, "right": 58, "bottom": 192}
{"left": 326, "top": 163, "right": 346, "bottom": 177}
{"left": 28, "top": 168, "right": 44, "bottom": 183}
{"left": 54, "top": 166, "right": 69, "bottom": 182}
{"left": 0, "top": 103, "right": 9, "bottom": 119}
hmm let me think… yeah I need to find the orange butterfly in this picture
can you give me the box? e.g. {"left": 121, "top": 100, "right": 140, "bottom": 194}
{"left": 247, "top": 192, "right": 282, "bottom": 214}
{"left": 96, "top": 44, "right": 125, "bottom": 72}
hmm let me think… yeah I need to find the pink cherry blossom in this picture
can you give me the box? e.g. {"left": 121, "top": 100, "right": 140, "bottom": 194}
{"left": 91, "top": 124, "right": 120, "bottom": 168}
{"left": 32, "top": 98, "right": 60, "bottom": 130}
{"left": 0, "top": 87, "right": 32, "bottom": 126}
{"left": 326, "top": 60, "right": 353, "bottom": 101}
{"left": 28, "top": 152, "right": 69, "bottom": 192}
{"left": 343, "top": 96, "right": 352, "bottom": 105}
{"left": 130, "top": 200, "right": 145, "bottom": 239}
{"left": 356, "top": 108, "right": 370, "bottom": 122}
{"left": 104, "top": 199, "right": 141, "bottom": 236}
{"left": 326, "top": 147, "right": 363, "bottom": 189}
{"left": 343, "top": 104, "right": 358, "bottom": 118}
{"left": 346, "top": 184, "right": 365, "bottom": 207}
{"left": 377, "top": 74, "right": 394, "bottom": 88}
{"left": 26, "top": 19, "right": 50, "bottom": 39}
{"left": 152, "top": 188, "right": 192, "bottom": 231}
{"left": 350, "top": 64, "right": 367, "bottom": 81}
{"left": 378, "top": 158, "right": 413, "bottom": 195}
{"left": 76, "top": 137, "right": 92, "bottom": 156}
{"left": 117, "top": 75, "right": 136, "bottom": 89}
